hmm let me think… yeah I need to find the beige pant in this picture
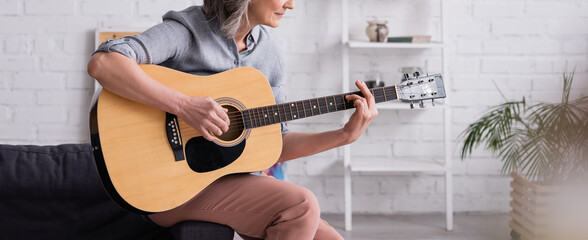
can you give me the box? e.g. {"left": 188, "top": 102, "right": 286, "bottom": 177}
{"left": 148, "top": 173, "right": 344, "bottom": 240}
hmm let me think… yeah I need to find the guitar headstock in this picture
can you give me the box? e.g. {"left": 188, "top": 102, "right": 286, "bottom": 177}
{"left": 397, "top": 73, "right": 446, "bottom": 108}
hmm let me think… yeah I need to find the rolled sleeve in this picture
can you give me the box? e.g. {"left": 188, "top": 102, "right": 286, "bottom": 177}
{"left": 94, "top": 37, "right": 151, "bottom": 64}
{"left": 93, "top": 20, "right": 192, "bottom": 65}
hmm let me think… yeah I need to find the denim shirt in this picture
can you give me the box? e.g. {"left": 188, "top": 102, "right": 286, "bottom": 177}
{"left": 94, "top": 5, "right": 288, "bottom": 134}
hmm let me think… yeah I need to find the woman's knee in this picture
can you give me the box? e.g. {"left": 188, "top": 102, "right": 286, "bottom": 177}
{"left": 300, "top": 187, "right": 320, "bottom": 215}
{"left": 286, "top": 186, "right": 320, "bottom": 222}
{"left": 270, "top": 185, "right": 321, "bottom": 234}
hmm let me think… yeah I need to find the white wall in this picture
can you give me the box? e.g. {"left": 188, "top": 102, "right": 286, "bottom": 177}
{"left": 1, "top": 0, "right": 587, "bottom": 214}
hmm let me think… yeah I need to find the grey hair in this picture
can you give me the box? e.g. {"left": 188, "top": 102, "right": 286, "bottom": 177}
{"left": 202, "top": 0, "right": 250, "bottom": 38}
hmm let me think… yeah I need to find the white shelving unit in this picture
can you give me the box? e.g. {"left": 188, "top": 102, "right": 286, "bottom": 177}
{"left": 341, "top": 0, "right": 453, "bottom": 232}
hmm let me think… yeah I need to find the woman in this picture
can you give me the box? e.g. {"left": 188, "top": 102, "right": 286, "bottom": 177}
{"left": 87, "top": 0, "right": 378, "bottom": 239}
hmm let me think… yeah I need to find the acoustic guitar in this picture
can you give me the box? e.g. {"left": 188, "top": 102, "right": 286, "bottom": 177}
{"left": 89, "top": 64, "right": 446, "bottom": 214}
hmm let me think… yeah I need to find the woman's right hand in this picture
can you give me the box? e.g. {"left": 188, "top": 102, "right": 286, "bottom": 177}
{"left": 176, "top": 96, "right": 230, "bottom": 141}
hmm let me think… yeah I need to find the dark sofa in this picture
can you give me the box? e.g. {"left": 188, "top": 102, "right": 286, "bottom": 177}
{"left": 0, "top": 144, "right": 234, "bottom": 240}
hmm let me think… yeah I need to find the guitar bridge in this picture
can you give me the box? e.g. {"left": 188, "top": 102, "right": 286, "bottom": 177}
{"left": 166, "top": 113, "right": 184, "bottom": 161}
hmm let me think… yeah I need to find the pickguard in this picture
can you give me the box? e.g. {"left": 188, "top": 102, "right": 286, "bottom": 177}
{"left": 184, "top": 137, "right": 246, "bottom": 173}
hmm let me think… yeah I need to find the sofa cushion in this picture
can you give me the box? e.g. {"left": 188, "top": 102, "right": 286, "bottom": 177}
{"left": 0, "top": 144, "right": 171, "bottom": 240}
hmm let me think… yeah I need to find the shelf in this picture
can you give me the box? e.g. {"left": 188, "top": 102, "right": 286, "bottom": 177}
{"left": 350, "top": 158, "right": 446, "bottom": 173}
{"left": 347, "top": 40, "right": 445, "bottom": 49}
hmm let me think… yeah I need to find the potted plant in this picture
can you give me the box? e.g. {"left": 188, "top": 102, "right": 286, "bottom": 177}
{"left": 459, "top": 72, "right": 588, "bottom": 240}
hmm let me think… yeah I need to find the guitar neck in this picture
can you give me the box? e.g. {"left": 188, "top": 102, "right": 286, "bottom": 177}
{"left": 241, "top": 85, "right": 398, "bottom": 129}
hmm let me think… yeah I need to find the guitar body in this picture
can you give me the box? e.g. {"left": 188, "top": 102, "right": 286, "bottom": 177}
{"left": 90, "top": 65, "right": 282, "bottom": 213}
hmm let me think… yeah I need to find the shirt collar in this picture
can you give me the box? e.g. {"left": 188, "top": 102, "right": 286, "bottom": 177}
{"left": 248, "top": 25, "right": 261, "bottom": 45}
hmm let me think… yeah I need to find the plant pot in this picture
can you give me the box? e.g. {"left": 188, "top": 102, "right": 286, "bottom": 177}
{"left": 509, "top": 172, "right": 588, "bottom": 240}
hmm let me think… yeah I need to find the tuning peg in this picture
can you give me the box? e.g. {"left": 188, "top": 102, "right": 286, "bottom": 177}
{"left": 431, "top": 99, "right": 436, "bottom": 106}
{"left": 410, "top": 101, "right": 415, "bottom": 109}
{"left": 419, "top": 100, "right": 426, "bottom": 108}
{"left": 403, "top": 73, "right": 410, "bottom": 81}
{"left": 413, "top": 72, "right": 420, "bottom": 77}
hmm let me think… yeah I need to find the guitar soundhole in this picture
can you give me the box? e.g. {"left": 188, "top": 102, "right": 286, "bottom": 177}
{"left": 217, "top": 105, "right": 243, "bottom": 142}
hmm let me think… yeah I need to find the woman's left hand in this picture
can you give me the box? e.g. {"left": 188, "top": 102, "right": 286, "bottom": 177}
{"left": 342, "top": 80, "right": 379, "bottom": 143}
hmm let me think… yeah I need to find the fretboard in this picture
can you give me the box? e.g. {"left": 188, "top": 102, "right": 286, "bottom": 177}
{"left": 242, "top": 85, "right": 398, "bottom": 129}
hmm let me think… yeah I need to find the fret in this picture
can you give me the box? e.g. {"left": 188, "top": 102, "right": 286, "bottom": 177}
{"left": 277, "top": 104, "right": 285, "bottom": 122}
{"left": 272, "top": 105, "right": 279, "bottom": 124}
{"left": 292, "top": 102, "right": 299, "bottom": 120}
{"left": 381, "top": 87, "right": 388, "bottom": 101}
{"left": 342, "top": 95, "right": 348, "bottom": 110}
{"left": 267, "top": 106, "right": 273, "bottom": 124}
{"left": 385, "top": 86, "right": 398, "bottom": 101}
{"left": 369, "top": 89, "right": 378, "bottom": 103}
{"left": 255, "top": 108, "right": 263, "bottom": 127}
{"left": 301, "top": 100, "right": 308, "bottom": 118}
{"left": 265, "top": 106, "right": 271, "bottom": 126}
{"left": 283, "top": 103, "right": 290, "bottom": 121}
{"left": 327, "top": 96, "right": 336, "bottom": 112}
{"left": 393, "top": 86, "right": 398, "bottom": 100}
{"left": 279, "top": 104, "right": 285, "bottom": 122}
{"left": 303, "top": 100, "right": 313, "bottom": 117}
{"left": 259, "top": 107, "right": 266, "bottom": 126}
{"left": 267, "top": 106, "right": 275, "bottom": 125}
{"left": 287, "top": 103, "right": 294, "bottom": 121}
{"left": 257, "top": 107, "right": 267, "bottom": 126}
{"left": 289, "top": 103, "right": 295, "bottom": 120}
{"left": 311, "top": 98, "right": 320, "bottom": 115}
{"left": 278, "top": 104, "right": 288, "bottom": 122}
{"left": 250, "top": 110, "right": 257, "bottom": 129}
{"left": 249, "top": 109, "right": 256, "bottom": 128}
{"left": 334, "top": 94, "right": 346, "bottom": 111}
{"left": 243, "top": 110, "right": 251, "bottom": 129}
{"left": 380, "top": 88, "right": 387, "bottom": 103}
{"left": 295, "top": 101, "right": 304, "bottom": 120}
{"left": 291, "top": 102, "right": 298, "bottom": 120}
{"left": 250, "top": 108, "right": 259, "bottom": 127}
{"left": 269, "top": 106, "right": 275, "bottom": 124}
{"left": 247, "top": 109, "right": 253, "bottom": 128}
{"left": 373, "top": 88, "right": 384, "bottom": 103}
{"left": 265, "top": 106, "right": 273, "bottom": 125}
{"left": 318, "top": 97, "right": 327, "bottom": 113}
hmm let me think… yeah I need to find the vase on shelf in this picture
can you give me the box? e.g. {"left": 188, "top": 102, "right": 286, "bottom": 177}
{"left": 365, "top": 20, "right": 389, "bottom": 42}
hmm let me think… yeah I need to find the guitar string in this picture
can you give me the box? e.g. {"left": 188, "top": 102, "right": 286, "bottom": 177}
{"left": 223, "top": 98, "right": 383, "bottom": 123}
{"left": 181, "top": 102, "right": 351, "bottom": 136}
{"left": 221, "top": 89, "right": 397, "bottom": 119}
{"left": 219, "top": 89, "right": 398, "bottom": 122}
{"left": 179, "top": 91, "right": 407, "bottom": 137}
{"left": 223, "top": 92, "right": 398, "bottom": 121}
{"left": 188, "top": 91, "right": 399, "bottom": 134}
{"left": 179, "top": 86, "right": 436, "bottom": 136}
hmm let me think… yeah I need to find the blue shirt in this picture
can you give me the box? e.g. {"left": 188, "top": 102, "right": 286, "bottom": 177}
{"left": 94, "top": 5, "right": 288, "bottom": 134}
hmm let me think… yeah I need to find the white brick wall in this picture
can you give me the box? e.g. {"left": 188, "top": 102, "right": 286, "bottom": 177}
{"left": 1, "top": 0, "right": 587, "bottom": 214}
